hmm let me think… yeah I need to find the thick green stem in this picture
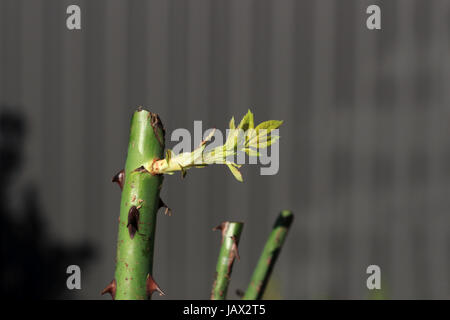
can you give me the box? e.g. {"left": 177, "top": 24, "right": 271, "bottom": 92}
{"left": 243, "top": 210, "right": 294, "bottom": 300}
{"left": 211, "top": 222, "right": 244, "bottom": 300}
{"left": 103, "top": 108, "right": 165, "bottom": 300}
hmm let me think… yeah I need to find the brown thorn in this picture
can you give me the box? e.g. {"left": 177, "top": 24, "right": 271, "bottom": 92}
{"left": 112, "top": 170, "right": 125, "bottom": 190}
{"left": 149, "top": 112, "right": 165, "bottom": 147}
{"left": 230, "top": 235, "right": 240, "bottom": 261}
{"left": 132, "top": 166, "right": 149, "bottom": 174}
{"left": 127, "top": 206, "right": 140, "bottom": 239}
{"left": 213, "top": 222, "right": 229, "bottom": 243}
{"left": 146, "top": 273, "right": 165, "bottom": 298}
{"left": 212, "top": 223, "right": 224, "bottom": 232}
{"left": 101, "top": 279, "right": 116, "bottom": 300}
{"left": 158, "top": 198, "right": 172, "bottom": 216}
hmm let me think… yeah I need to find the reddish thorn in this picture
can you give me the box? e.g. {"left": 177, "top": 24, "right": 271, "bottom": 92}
{"left": 146, "top": 273, "right": 165, "bottom": 298}
{"left": 101, "top": 279, "right": 117, "bottom": 300}
{"left": 127, "top": 206, "right": 140, "bottom": 239}
{"left": 213, "top": 222, "right": 229, "bottom": 243}
{"left": 112, "top": 170, "right": 125, "bottom": 190}
{"left": 149, "top": 113, "right": 164, "bottom": 146}
{"left": 230, "top": 235, "right": 240, "bottom": 261}
{"left": 132, "top": 166, "right": 149, "bottom": 174}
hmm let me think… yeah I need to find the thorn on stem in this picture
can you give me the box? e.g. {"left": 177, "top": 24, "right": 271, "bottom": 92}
{"left": 230, "top": 235, "right": 240, "bottom": 261}
{"left": 213, "top": 222, "right": 229, "bottom": 243}
{"left": 101, "top": 279, "right": 117, "bottom": 299}
{"left": 149, "top": 112, "right": 165, "bottom": 147}
{"left": 146, "top": 273, "right": 165, "bottom": 298}
{"left": 132, "top": 166, "right": 149, "bottom": 174}
{"left": 112, "top": 170, "right": 125, "bottom": 190}
{"left": 212, "top": 222, "right": 226, "bottom": 232}
{"left": 159, "top": 198, "right": 172, "bottom": 216}
{"left": 127, "top": 206, "right": 140, "bottom": 239}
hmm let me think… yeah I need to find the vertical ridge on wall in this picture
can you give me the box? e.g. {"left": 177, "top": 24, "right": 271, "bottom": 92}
{"left": 166, "top": 0, "right": 189, "bottom": 298}
{"left": 426, "top": 0, "right": 450, "bottom": 299}
{"left": 267, "top": 0, "right": 294, "bottom": 299}
{"left": 391, "top": 0, "right": 415, "bottom": 299}
{"left": 349, "top": 0, "right": 377, "bottom": 300}
{"left": 289, "top": 0, "right": 314, "bottom": 299}
{"left": 61, "top": 0, "right": 85, "bottom": 245}
{"left": 20, "top": 0, "right": 44, "bottom": 197}
{"left": 226, "top": 0, "right": 253, "bottom": 298}
{"left": 42, "top": 0, "right": 63, "bottom": 240}
{"left": 184, "top": 0, "right": 212, "bottom": 298}
{"left": 102, "top": 0, "right": 130, "bottom": 300}
{"left": 83, "top": 0, "right": 106, "bottom": 296}
{"left": 248, "top": 0, "right": 272, "bottom": 291}
{"left": 307, "top": 0, "right": 336, "bottom": 299}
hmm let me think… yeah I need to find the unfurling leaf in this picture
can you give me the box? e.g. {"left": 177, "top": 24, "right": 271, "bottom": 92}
{"left": 227, "top": 164, "right": 243, "bottom": 182}
{"left": 238, "top": 110, "right": 254, "bottom": 131}
{"left": 229, "top": 117, "right": 235, "bottom": 129}
{"left": 248, "top": 134, "right": 280, "bottom": 149}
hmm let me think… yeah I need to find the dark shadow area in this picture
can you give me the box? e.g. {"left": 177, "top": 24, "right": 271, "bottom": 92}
{"left": 0, "top": 108, "right": 93, "bottom": 299}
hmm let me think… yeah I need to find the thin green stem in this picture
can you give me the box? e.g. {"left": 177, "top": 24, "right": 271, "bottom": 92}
{"left": 243, "top": 210, "right": 294, "bottom": 300}
{"left": 210, "top": 221, "right": 244, "bottom": 300}
{"left": 102, "top": 108, "right": 165, "bottom": 300}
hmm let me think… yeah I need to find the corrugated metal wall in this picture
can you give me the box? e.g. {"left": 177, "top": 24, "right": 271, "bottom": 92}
{"left": 1, "top": 0, "right": 450, "bottom": 299}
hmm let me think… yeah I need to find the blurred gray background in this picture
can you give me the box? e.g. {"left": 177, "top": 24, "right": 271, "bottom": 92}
{"left": 1, "top": 0, "right": 450, "bottom": 299}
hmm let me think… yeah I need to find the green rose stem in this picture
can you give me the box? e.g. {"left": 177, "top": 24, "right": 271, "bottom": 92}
{"left": 243, "top": 210, "right": 294, "bottom": 300}
{"left": 102, "top": 108, "right": 166, "bottom": 300}
{"left": 210, "top": 222, "right": 244, "bottom": 300}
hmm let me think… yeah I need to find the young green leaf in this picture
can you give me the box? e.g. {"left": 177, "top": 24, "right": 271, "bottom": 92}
{"left": 255, "top": 120, "right": 283, "bottom": 133}
{"left": 226, "top": 164, "right": 243, "bottom": 182}
{"left": 237, "top": 110, "right": 254, "bottom": 131}
{"left": 229, "top": 117, "right": 235, "bottom": 129}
